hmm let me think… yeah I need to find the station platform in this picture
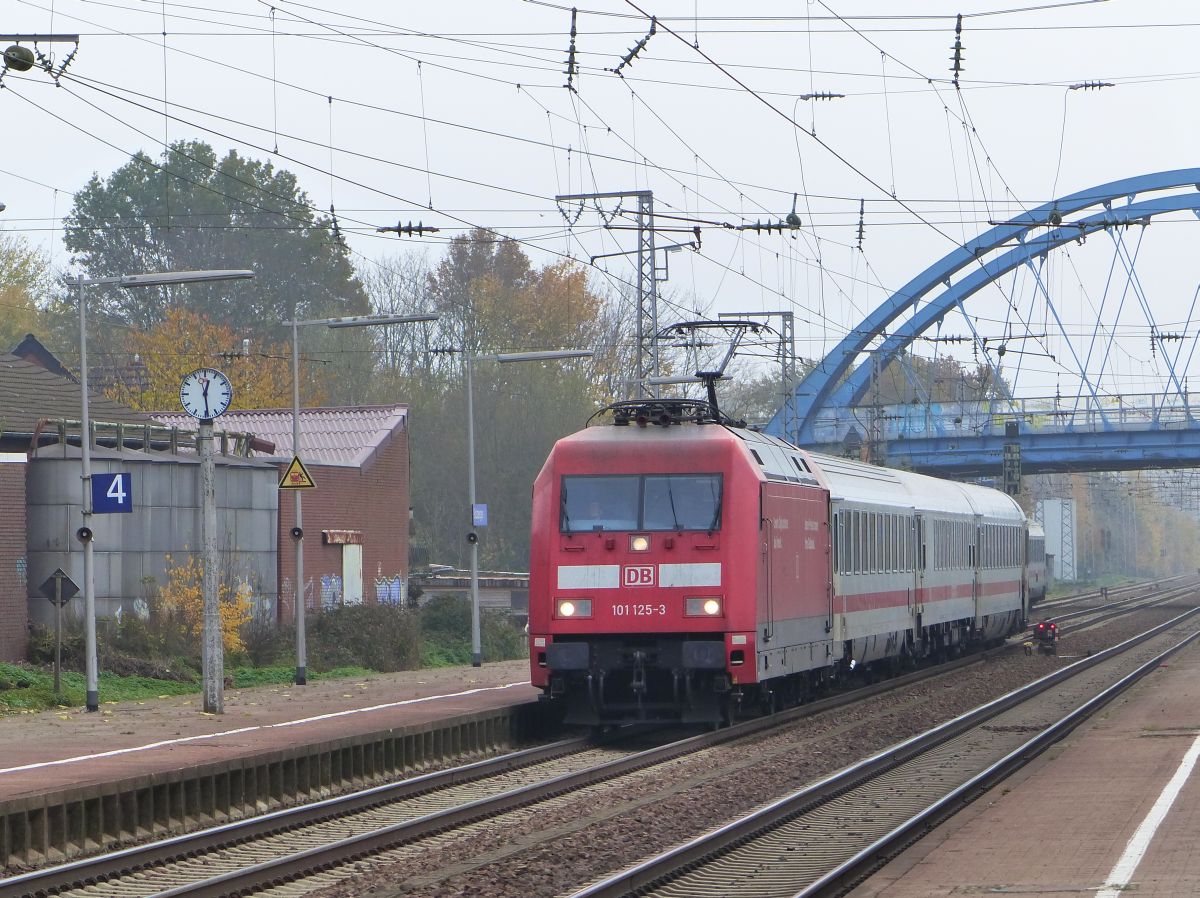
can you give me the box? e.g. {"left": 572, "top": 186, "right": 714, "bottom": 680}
{"left": 0, "top": 659, "right": 536, "bottom": 801}
{"left": 0, "top": 660, "right": 538, "bottom": 867}
{"left": 849, "top": 640, "right": 1200, "bottom": 898}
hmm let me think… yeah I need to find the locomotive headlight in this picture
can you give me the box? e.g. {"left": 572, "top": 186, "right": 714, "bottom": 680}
{"left": 556, "top": 598, "right": 592, "bottom": 618}
{"left": 630, "top": 534, "right": 650, "bottom": 552}
{"left": 685, "top": 596, "right": 723, "bottom": 617}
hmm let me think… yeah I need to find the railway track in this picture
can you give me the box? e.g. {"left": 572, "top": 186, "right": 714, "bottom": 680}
{"left": 1034, "top": 580, "right": 1195, "bottom": 637}
{"left": 4, "top": 589, "right": 1188, "bottom": 898}
{"left": 0, "top": 633, "right": 1032, "bottom": 898}
{"left": 1034, "top": 574, "right": 1187, "bottom": 613}
{"left": 571, "top": 606, "right": 1200, "bottom": 898}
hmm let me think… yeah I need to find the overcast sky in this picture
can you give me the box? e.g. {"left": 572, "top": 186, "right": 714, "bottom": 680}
{"left": 5, "top": 0, "right": 1200, "bottom": 401}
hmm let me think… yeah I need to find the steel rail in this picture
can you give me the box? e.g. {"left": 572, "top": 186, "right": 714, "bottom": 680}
{"left": 799, "top": 626, "right": 1200, "bottom": 898}
{"left": 570, "top": 604, "right": 1200, "bottom": 898}
{"left": 1042, "top": 584, "right": 1195, "bottom": 639}
{"left": 11, "top": 588, "right": 1181, "bottom": 898}
{"left": 131, "top": 649, "right": 1012, "bottom": 898}
{"left": 18, "top": 631, "right": 1027, "bottom": 897}
{"left": 1036, "top": 574, "right": 1186, "bottom": 611}
{"left": 0, "top": 735, "right": 594, "bottom": 898}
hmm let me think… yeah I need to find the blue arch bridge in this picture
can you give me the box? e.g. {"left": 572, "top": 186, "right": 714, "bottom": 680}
{"left": 763, "top": 168, "right": 1200, "bottom": 482}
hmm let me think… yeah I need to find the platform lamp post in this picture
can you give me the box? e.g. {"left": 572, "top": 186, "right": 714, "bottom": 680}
{"left": 285, "top": 313, "right": 438, "bottom": 686}
{"left": 72, "top": 269, "right": 254, "bottom": 712}
{"left": 466, "top": 350, "right": 593, "bottom": 666}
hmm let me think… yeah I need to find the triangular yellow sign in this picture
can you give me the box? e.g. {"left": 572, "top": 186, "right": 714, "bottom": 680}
{"left": 279, "top": 455, "right": 317, "bottom": 490}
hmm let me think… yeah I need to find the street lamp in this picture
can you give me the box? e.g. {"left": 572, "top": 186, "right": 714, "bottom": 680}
{"left": 285, "top": 312, "right": 438, "bottom": 685}
{"left": 71, "top": 269, "right": 254, "bottom": 712}
{"left": 465, "top": 349, "right": 593, "bottom": 666}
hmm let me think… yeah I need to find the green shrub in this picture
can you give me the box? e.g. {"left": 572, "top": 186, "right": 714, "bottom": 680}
{"left": 240, "top": 617, "right": 294, "bottom": 667}
{"left": 417, "top": 594, "right": 526, "bottom": 667}
{"left": 27, "top": 621, "right": 88, "bottom": 670}
{"left": 307, "top": 604, "right": 422, "bottom": 672}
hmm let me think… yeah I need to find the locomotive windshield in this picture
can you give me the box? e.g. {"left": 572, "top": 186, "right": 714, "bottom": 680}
{"left": 560, "top": 474, "right": 722, "bottom": 533}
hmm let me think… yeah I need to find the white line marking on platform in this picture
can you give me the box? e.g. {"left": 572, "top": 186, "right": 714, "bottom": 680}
{"left": 0, "top": 681, "right": 532, "bottom": 776}
{"left": 1095, "top": 731, "right": 1200, "bottom": 898}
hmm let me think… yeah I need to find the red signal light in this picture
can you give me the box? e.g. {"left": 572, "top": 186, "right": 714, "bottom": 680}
{"left": 1037, "top": 622, "right": 1045, "bottom": 630}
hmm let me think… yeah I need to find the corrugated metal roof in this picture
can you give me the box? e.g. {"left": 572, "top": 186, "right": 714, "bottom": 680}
{"left": 153, "top": 405, "right": 408, "bottom": 468}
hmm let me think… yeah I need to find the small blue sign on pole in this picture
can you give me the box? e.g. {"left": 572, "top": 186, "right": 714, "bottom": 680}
{"left": 92, "top": 472, "right": 134, "bottom": 514}
{"left": 472, "top": 503, "right": 488, "bottom": 527}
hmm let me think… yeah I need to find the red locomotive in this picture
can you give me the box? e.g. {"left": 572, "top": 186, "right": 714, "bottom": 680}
{"left": 528, "top": 398, "right": 1030, "bottom": 726}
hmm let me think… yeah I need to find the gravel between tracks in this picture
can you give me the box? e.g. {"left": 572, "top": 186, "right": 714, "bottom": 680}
{"left": 308, "top": 606, "right": 1193, "bottom": 898}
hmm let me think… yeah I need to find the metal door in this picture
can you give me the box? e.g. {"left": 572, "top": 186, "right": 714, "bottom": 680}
{"left": 343, "top": 544, "right": 364, "bottom": 605}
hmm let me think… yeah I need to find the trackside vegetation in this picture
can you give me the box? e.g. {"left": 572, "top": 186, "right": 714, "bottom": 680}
{"left": 3, "top": 597, "right": 525, "bottom": 714}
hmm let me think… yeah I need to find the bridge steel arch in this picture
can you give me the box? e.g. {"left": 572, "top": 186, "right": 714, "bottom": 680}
{"left": 768, "top": 169, "right": 1200, "bottom": 445}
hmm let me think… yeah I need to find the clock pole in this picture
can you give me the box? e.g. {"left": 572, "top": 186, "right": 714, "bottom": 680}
{"left": 182, "top": 366, "right": 234, "bottom": 716}
{"left": 199, "top": 414, "right": 223, "bottom": 714}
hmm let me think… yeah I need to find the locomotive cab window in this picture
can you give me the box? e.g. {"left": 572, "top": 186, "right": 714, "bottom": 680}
{"left": 560, "top": 474, "right": 722, "bottom": 533}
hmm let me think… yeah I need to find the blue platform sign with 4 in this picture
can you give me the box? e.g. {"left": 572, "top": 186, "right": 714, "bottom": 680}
{"left": 92, "top": 472, "right": 133, "bottom": 514}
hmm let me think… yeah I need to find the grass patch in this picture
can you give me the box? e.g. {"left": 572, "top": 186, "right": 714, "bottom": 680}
{"left": 0, "top": 662, "right": 197, "bottom": 712}
{"left": 0, "top": 662, "right": 381, "bottom": 714}
{"left": 228, "top": 666, "right": 374, "bottom": 689}
{"left": 4, "top": 600, "right": 527, "bottom": 714}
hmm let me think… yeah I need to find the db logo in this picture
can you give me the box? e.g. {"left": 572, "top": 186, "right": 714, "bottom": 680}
{"left": 623, "top": 565, "right": 655, "bottom": 587}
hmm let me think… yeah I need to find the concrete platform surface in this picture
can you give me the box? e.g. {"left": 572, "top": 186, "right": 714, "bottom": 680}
{"left": 0, "top": 660, "right": 535, "bottom": 803}
{"left": 849, "top": 640, "right": 1200, "bottom": 898}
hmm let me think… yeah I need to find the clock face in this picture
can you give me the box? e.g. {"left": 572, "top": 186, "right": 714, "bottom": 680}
{"left": 179, "top": 368, "right": 233, "bottom": 420}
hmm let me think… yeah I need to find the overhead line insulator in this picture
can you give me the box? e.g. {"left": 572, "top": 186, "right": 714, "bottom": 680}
{"left": 377, "top": 221, "right": 440, "bottom": 237}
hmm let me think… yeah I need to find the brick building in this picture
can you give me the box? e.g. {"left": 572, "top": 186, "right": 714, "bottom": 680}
{"left": 0, "top": 456, "right": 27, "bottom": 661}
{"left": 155, "top": 407, "right": 412, "bottom": 619}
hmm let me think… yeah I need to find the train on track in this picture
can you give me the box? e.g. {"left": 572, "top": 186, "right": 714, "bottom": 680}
{"left": 528, "top": 396, "right": 1042, "bottom": 726}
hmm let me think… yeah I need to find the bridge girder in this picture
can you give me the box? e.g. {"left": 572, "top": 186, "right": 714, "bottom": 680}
{"left": 767, "top": 168, "right": 1200, "bottom": 445}
{"left": 883, "top": 429, "right": 1200, "bottom": 480}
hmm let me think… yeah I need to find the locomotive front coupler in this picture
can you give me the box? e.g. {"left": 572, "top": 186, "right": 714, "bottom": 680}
{"left": 630, "top": 649, "right": 648, "bottom": 695}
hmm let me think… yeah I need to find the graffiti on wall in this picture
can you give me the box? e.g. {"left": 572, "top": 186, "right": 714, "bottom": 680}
{"left": 320, "top": 574, "right": 343, "bottom": 610}
{"left": 375, "top": 575, "right": 405, "bottom": 605}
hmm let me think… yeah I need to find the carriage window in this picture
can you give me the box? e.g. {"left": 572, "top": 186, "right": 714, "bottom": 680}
{"left": 849, "top": 509, "right": 859, "bottom": 571}
{"left": 859, "top": 511, "right": 867, "bottom": 573}
{"left": 560, "top": 474, "right": 722, "bottom": 532}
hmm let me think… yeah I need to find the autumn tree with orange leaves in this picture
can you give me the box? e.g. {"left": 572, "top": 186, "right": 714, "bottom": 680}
{"left": 103, "top": 307, "right": 323, "bottom": 411}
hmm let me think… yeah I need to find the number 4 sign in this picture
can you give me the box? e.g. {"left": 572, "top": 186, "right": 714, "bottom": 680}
{"left": 92, "top": 472, "right": 134, "bottom": 514}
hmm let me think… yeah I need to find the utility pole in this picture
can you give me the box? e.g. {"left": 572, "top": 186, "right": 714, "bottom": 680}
{"left": 556, "top": 190, "right": 663, "bottom": 398}
{"left": 719, "top": 311, "right": 796, "bottom": 440}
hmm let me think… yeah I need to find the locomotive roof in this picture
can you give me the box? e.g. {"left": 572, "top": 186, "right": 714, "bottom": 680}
{"left": 565, "top": 417, "right": 1024, "bottom": 523}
